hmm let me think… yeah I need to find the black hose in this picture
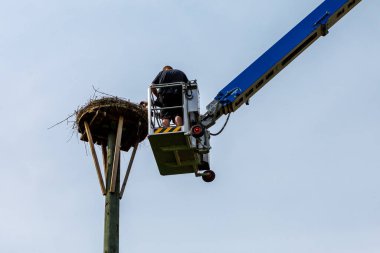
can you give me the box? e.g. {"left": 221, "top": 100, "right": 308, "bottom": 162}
{"left": 210, "top": 113, "right": 231, "bottom": 136}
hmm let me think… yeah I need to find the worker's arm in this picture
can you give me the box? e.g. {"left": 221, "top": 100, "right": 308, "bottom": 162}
{"left": 151, "top": 70, "right": 163, "bottom": 97}
{"left": 151, "top": 86, "right": 158, "bottom": 97}
{"left": 150, "top": 84, "right": 163, "bottom": 107}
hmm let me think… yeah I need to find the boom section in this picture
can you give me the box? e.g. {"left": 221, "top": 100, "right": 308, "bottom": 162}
{"left": 202, "top": 0, "right": 361, "bottom": 128}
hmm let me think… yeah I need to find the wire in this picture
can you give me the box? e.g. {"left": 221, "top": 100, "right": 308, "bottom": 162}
{"left": 185, "top": 82, "right": 193, "bottom": 99}
{"left": 210, "top": 113, "right": 231, "bottom": 136}
{"left": 185, "top": 88, "right": 193, "bottom": 99}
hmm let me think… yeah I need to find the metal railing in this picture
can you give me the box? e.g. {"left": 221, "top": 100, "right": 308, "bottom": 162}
{"left": 148, "top": 82, "right": 190, "bottom": 134}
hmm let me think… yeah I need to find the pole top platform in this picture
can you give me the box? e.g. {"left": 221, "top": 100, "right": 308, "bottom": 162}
{"left": 76, "top": 97, "right": 148, "bottom": 151}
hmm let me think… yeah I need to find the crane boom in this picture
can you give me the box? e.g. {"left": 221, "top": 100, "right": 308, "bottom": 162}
{"left": 201, "top": 0, "right": 361, "bottom": 128}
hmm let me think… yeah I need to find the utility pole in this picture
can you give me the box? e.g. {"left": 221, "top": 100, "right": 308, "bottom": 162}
{"left": 104, "top": 131, "right": 120, "bottom": 253}
{"left": 76, "top": 98, "right": 147, "bottom": 253}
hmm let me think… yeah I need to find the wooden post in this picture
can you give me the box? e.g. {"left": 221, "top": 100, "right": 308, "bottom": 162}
{"left": 84, "top": 121, "right": 106, "bottom": 195}
{"left": 120, "top": 142, "right": 139, "bottom": 199}
{"left": 110, "top": 116, "right": 123, "bottom": 193}
{"left": 104, "top": 130, "right": 120, "bottom": 253}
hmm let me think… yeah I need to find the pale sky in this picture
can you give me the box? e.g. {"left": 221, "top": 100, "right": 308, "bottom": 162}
{"left": 0, "top": 1, "right": 379, "bottom": 252}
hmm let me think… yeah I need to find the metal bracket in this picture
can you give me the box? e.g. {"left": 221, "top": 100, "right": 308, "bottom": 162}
{"left": 314, "top": 11, "right": 330, "bottom": 36}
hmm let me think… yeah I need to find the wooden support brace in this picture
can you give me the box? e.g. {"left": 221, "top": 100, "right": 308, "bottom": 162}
{"left": 80, "top": 111, "right": 99, "bottom": 140}
{"left": 101, "top": 143, "right": 108, "bottom": 178}
{"left": 110, "top": 116, "right": 124, "bottom": 193}
{"left": 84, "top": 121, "right": 106, "bottom": 195}
{"left": 119, "top": 142, "right": 139, "bottom": 199}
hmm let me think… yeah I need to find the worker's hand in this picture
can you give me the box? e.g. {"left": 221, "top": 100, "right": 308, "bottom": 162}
{"left": 139, "top": 101, "right": 148, "bottom": 109}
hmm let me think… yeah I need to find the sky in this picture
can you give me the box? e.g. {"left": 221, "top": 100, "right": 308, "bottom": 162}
{"left": 0, "top": 0, "right": 379, "bottom": 252}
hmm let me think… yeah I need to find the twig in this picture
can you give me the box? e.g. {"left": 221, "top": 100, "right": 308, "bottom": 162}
{"left": 92, "top": 85, "right": 128, "bottom": 100}
{"left": 48, "top": 86, "right": 124, "bottom": 130}
{"left": 48, "top": 112, "right": 76, "bottom": 130}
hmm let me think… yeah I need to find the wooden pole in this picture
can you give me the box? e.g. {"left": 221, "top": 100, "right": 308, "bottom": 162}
{"left": 84, "top": 121, "right": 106, "bottom": 195}
{"left": 104, "top": 130, "right": 120, "bottom": 253}
{"left": 110, "top": 116, "right": 123, "bottom": 193}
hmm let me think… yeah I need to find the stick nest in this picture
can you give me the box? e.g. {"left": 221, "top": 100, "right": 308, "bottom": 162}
{"left": 76, "top": 97, "right": 148, "bottom": 152}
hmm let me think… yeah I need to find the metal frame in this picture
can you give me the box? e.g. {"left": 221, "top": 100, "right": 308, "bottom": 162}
{"left": 148, "top": 82, "right": 191, "bottom": 135}
{"left": 148, "top": 81, "right": 212, "bottom": 178}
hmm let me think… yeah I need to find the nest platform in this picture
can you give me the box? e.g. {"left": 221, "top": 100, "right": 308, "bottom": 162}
{"left": 76, "top": 97, "right": 148, "bottom": 151}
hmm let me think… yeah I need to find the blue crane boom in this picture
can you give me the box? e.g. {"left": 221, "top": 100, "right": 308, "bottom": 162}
{"left": 147, "top": 0, "right": 363, "bottom": 182}
{"left": 201, "top": 0, "right": 361, "bottom": 128}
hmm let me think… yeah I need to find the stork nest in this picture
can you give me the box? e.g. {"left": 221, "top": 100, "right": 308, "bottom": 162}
{"left": 76, "top": 97, "right": 148, "bottom": 152}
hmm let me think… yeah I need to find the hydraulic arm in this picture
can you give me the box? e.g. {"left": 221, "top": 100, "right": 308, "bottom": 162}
{"left": 201, "top": 0, "right": 361, "bottom": 128}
